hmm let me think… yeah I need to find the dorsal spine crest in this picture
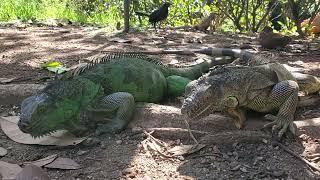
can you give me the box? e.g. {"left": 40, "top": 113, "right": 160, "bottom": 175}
{"left": 63, "top": 53, "right": 166, "bottom": 79}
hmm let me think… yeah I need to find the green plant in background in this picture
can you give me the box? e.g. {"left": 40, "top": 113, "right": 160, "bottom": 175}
{"left": 0, "top": 0, "right": 319, "bottom": 35}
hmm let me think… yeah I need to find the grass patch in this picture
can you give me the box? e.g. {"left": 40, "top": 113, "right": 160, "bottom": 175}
{"left": 0, "top": 0, "right": 122, "bottom": 29}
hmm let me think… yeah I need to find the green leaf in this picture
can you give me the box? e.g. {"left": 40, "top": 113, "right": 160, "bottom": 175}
{"left": 46, "top": 66, "right": 67, "bottom": 74}
{"left": 40, "top": 61, "right": 61, "bottom": 68}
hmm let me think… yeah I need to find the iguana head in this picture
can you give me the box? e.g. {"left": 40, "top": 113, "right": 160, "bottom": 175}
{"left": 18, "top": 79, "right": 102, "bottom": 137}
{"left": 181, "top": 76, "right": 231, "bottom": 119}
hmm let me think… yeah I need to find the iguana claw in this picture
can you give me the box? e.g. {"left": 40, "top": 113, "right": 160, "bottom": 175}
{"left": 95, "top": 121, "right": 126, "bottom": 135}
{"left": 263, "top": 114, "right": 296, "bottom": 138}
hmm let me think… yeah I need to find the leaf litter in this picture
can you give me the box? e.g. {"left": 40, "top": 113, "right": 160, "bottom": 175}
{"left": 16, "top": 164, "right": 50, "bottom": 180}
{"left": 0, "top": 116, "right": 87, "bottom": 146}
{"left": 0, "top": 161, "right": 22, "bottom": 179}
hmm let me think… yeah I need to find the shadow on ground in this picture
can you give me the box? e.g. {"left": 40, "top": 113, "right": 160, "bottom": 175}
{"left": 0, "top": 25, "right": 319, "bottom": 179}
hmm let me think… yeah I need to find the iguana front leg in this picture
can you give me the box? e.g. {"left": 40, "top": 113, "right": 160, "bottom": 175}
{"left": 93, "top": 92, "right": 135, "bottom": 135}
{"left": 226, "top": 108, "right": 247, "bottom": 129}
{"left": 262, "top": 80, "right": 299, "bottom": 138}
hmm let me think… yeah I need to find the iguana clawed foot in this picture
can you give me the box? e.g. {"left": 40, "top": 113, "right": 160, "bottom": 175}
{"left": 263, "top": 114, "right": 297, "bottom": 138}
{"left": 95, "top": 120, "right": 127, "bottom": 135}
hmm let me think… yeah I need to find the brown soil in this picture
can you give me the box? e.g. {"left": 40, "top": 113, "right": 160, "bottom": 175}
{"left": 0, "top": 24, "right": 320, "bottom": 179}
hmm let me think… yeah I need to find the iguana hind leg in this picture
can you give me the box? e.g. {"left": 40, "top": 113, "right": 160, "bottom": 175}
{"left": 94, "top": 92, "right": 135, "bottom": 135}
{"left": 263, "top": 80, "right": 299, "bottom": 138}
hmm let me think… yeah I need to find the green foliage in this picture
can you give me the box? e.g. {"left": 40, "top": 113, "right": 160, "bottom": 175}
{"left": 0, "top": 0, "right": 123, "bottom": 28}
{"left": 0, "top": 0, "right": 319, "bottom": 34}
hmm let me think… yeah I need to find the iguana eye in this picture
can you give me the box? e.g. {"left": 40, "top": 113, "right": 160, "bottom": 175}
{"left": 37, "top": 106, "right": 46, "bottom": 113}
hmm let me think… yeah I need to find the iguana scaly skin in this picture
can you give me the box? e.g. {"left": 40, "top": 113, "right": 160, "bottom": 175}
{"left": 18, "top": 51, "right": 240, "bottom": 137}
{"left": 181, "top": 48, "right": 320, "bottom": 137}
{"left": 206, "top": 47, "right": 320, "bottom": 95}
{"left": 181, "top": 62, "right": 314, "bottom": 138}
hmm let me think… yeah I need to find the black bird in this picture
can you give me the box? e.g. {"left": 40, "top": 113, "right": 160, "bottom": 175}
{"left": 136, "top": 2, "right": 171, "bottom": 30}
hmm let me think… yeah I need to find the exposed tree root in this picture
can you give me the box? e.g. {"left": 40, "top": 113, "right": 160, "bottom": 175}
{"left": 133, "top": 128, "right": 270, "bottom": 145}
{"left": 0, "top": 84, "right": 45, "bottom": 105}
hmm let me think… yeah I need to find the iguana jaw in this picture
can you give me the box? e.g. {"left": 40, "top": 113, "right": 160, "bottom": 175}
{"left": 181, "top": 84, "right": 217, "bottom": 119}
{"left": 19, "top": 93, "right": 50, "bottom": 136}
{"left": 18, "top": 93, "right": 60, "bottom": 137}
{"left": 18, "top": 93, "right": 73, "bottom": 138}
{"left": 181, "top": 98, "right": 214, "bottom": 119}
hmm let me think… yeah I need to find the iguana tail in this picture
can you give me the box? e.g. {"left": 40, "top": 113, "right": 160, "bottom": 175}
{"left": 135, "top": 11, "right": 150, "bottom": 17}
{"left": 164, "top": 48, "right": 254, "bottom": 80}
{"left": 195, "top": 47, "right": 254, "bottom": 62}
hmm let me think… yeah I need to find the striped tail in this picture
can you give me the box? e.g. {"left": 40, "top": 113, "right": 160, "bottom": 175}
{"left": 194, "top": 48, "right": 254, "bottom": 62}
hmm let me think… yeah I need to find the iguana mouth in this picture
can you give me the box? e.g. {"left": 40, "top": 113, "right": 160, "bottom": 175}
{"left": 191, "top": 102, "right": 214, "bottom": 119}
{"left": 181, "top": 98, "right": 214, "bottom": 119}
{"left": 19, "top": 93, "right": 56, "bottom": 137}
{"left": 19, "top": 119, "right": 57, "bottom": 138}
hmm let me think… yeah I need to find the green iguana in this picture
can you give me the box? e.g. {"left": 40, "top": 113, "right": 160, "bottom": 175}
{"left": 181, "top": 62, "right": 320, "bottom": 138}
{"left": 18, "top": 50, "right": 245, "bottom": 137}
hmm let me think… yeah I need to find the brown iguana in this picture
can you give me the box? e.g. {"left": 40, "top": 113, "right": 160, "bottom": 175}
{"left": 181, "top": 62, "right": 319, "bottom": 138}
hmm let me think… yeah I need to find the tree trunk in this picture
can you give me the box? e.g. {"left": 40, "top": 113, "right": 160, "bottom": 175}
{"left": 124, "top": 0, "right": 130, "bottom": 32}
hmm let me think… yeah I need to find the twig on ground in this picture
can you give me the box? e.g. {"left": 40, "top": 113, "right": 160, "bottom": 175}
{"left": 143, "top": 130, "right": 167, "bottom": 147}
{"left": 142, "top": 130, "right": 174, "bottom": 158}
{"left": 189, "top": 153, "right": 222, "bottom": 159}
{"left": 184, "top": 118, "right": 199, "bottom": 144}
{"left": 274, "top": 141, "right": 320, "bottom": 173}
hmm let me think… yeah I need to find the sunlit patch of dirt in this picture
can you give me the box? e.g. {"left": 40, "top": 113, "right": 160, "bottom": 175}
{"left": 0, "top": 25, "right": 319, "bottom": 179}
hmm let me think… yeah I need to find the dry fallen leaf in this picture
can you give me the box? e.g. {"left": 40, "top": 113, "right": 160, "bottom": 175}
{"left": 0, "top": 116, "right": 87, "bottom": 146}
{"left": 0, "top": 161, "right": 22, "bottom": 179}
{"left": 16, "top": 164, "right": 50, "bottom": 180}
{"left": 44, "top": 158, "right": 80, "bottom": 170}
{"left": 23, "top": 154, "right": 58, "bottom": 167}
{"left": 168, "top": 144, "right": 206, "bottom": 156}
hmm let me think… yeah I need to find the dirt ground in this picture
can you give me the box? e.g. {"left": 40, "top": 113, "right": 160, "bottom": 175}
{"left": 0, "top": 23, "right": 320, "bottom": 179}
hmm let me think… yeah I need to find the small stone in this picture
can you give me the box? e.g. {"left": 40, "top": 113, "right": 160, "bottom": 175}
{"left": 232, "top": 142, "right": 238, "bottom": 148}
{"left": 200, "top": 158, "right": 208, "bottom": 164}
{"left": 222, "top": 153, "right": 230, "bottom": 159}
{"left": 262, "top": 139, "right": 268, "bottom": 144}
{"left": 230, "top": 161, "right": 238, "bottom": 167}
{"left": 232, "top": 151, "right": 239, "bottom": 159}
{"left": 143, "top": 175, "right": 152, "bottom": 180}
{"left": 0, "top": 147, "right": 7, "bottom": 156}
{"left": 299, "top": 134, "right": 309, "bottom": 141}
{"left": 100, "top": 142, "right": 107, "bottom": 149}
{"left": 82, "top": 138, "right": 100, "bottom": 146}
{"left": 257, "top": 145, "right": 263, "bottom": 151}
{"left": 77, "top": 150, "right": 88, "bottom": 156}
{"left": 122, "top": 167, "right": 136, "bottom": 178}
{"left": 8, "top": 111, "right": 16, "bottom": 116}
{"left": 272, "top": 170, "right": 285, "bottom": 177}
{"left": 177, "top": 156, "right": 184, "bottom": 161}
{"left": 202, "top": 168, "right": 209, "bottom": 173}
{"left": 231, "top": 165, "right": 241, "bottom": 171}
{"left": 116, "top": 140, "right": 122, "bottom": 145}
{"left": 240, "top": 167, "right": 248, "bottom": 173}
{"left": 253, "top": 156, "right": 264, "bottom": 165}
